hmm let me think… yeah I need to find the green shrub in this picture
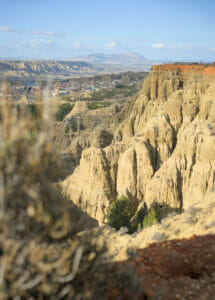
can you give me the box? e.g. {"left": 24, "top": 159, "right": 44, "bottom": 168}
{"left": 138, "top": 208, "right": 159, "bottom": 230}
{"left": 28, "top": 103, "right": 37, "bottom": 116}
{"left": 105, "top": 196, "right": 135, "bottom": 230}
{"left": 56, "top": 103, "right": 74, "bottom": 121}
{"left": 87, "top": 101, "right": 111, "bottom": 110}
{"left": 137, "top": 222, "right": 142, "bottom": 231}
{"left": 134, "top": 208, "right": 145, "bottom": 230}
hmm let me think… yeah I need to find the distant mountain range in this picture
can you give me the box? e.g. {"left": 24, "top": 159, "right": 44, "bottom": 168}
{"left": 0, "top": 60, "right": 95, "bottom": 79}
{"left": 72, "top": 53, "right": 147, "bottom": 65}
{"left": 0, "top": 53, "right": 152, "bottom": 79}
{"left": 0, "top": 60, "right": 92, "bottom": 72}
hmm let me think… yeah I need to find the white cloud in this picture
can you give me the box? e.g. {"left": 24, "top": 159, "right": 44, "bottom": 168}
{"left": 32, "top": 31, "right": 54, "bottom": 36}
{"left": 0, "top": 27, "right": 64, "bottom": 36}
{"left": 106, "top": 41, "right": 116, "bottom": 49}
{"left": 153, "top": 43, "right": 165, "bottom": 49}
{"left": 31, "top": 30, "right": 60, "bottom": 36}
{"left": 73, "top": 40, "right": 81, "bottom": 49}
{"left": 0, "top": 26, "right": 18, "bottom": 33}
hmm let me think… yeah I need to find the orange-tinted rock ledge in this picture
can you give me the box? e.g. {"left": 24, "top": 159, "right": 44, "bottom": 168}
{"left": 152, "top": 64, "right": 215, "bottom": 76}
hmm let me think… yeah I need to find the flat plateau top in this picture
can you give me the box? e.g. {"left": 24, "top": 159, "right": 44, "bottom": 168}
{"left": 152, "top": 64, "right": 215, "bottom": 75}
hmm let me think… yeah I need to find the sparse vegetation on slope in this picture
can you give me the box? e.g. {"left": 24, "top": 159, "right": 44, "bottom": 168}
{"left": 137, "top": 208, "right": 159, "bottom": 230}
{"left": 56, "top": 102, "right": 74, "bottom": 121}
{"left": 87, "top": 101, "right": 111, "bottom": 110}
{"left": 105, "top": 196, "right": 135, "bottom": 231}
{"left": 105, "top": 196, "right": 160, "bottom": 233}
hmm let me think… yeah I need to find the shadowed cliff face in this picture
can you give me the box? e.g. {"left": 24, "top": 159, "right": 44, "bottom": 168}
{"left": 61, "top": 65, "right": 215, "bottom": 223}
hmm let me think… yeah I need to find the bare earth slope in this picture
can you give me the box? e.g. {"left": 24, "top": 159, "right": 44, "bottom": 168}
{"left": 103, "top": 234, "right": 215, "bottom": 299}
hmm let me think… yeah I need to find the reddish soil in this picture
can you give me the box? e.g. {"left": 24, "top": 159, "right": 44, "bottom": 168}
{"left": 105, "top": 235, "right": 215, "bottom": 299}
{"left": 152, "top": 64, "right": 215, "bottom": 76}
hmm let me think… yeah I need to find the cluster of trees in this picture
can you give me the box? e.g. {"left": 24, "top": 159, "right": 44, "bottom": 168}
{"left": 62, "top": 83, "right": 141, "bottom": 103}
{"left": 87, "top": 101, "right": 111, "bottom": 110}
{"left": 15, "top": 103, "right": 74, "bottom": 122}
{"left": 56, "top": 103, "right": 74, "bottom": 121}
{"left": 90, "top": 84, "right": 140, "bottom": 101}
{"left": 63, "top": 71, "right": 147, "bottom": 87}
{"left": 105, "top": 196, "right": 160, "bottom": 233}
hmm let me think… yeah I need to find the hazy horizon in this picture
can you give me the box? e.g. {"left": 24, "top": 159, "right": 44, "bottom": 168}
{"left": 0, "top": 0, "right": 215, "bottom": 61}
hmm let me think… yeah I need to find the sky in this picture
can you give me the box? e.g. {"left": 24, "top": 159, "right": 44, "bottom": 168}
{"left": 0, "top": 0, "right": 215, "bottom": 61}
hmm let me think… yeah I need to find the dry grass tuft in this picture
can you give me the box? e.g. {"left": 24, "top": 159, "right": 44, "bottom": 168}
{"left": 0, "top": 90, "right": 105, "bottom": 299}
{"left": 0, "top": 99, "right": 63, "bottom": 239}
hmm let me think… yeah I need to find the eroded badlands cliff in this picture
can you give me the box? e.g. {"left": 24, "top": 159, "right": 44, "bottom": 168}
{"left": 0, "top": 60, "right": 94, "bottom": 78}
{"left": 61, "top": 64, "right": 215, "bottom": 223}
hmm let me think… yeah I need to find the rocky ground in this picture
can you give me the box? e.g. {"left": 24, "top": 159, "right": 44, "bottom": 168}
{"left": 80, "top": 192, "right": 215, "bottom": 263}
{"left": 3, "top": 230, "right": 215, "bottom": 299}
{"left": 105, "top": 234, "right": 215, "bottom": 299}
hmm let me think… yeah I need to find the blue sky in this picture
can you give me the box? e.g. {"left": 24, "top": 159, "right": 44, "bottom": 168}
{"left": 0, "top": 0, "right": 215, "bottom": 60}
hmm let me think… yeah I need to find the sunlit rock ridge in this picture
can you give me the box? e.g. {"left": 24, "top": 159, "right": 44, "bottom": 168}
{"left": 0, "top": 60, "right": 94, "bottom": 78}
{"left": 61, "top": 64, "right": 215, "bottom": 223}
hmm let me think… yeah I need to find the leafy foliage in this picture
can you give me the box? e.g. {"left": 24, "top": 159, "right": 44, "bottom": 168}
{"left": 137, "top": 208, "right": 159, "bottom": 230}
{"left": 106, "top": 197, "right": 159, "bottom": 233}
{"left": 56, "top": 103, "right": 74, "bottom": 121}
{"left": 131, "top": 205, "right": 147, "bottom": 231}
{"left": 105, "top": 196, "right": 135, "bottom": 231}
{"left": 87, "top": 101, "right": 111, "bottom": 110}
{"left": 89, "top": 84, "right": 139, "bottom": 101}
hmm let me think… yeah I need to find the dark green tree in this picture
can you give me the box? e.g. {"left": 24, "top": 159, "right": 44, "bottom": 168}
{"left": 105, "top": 196, "right": 135, "bottom": 231}
{"left": 56, "top": 103, "right": 74, "bottom": 121}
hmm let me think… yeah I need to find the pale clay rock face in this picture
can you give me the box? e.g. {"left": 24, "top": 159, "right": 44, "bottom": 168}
{"left": 79, "top": 192, "right": 215, "bottom": 262}
{"left": 64, "top": 101, "right": 88, "bottom": 119}
{"left": 61, "top": 68, "right": 215, "bottom": 224}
